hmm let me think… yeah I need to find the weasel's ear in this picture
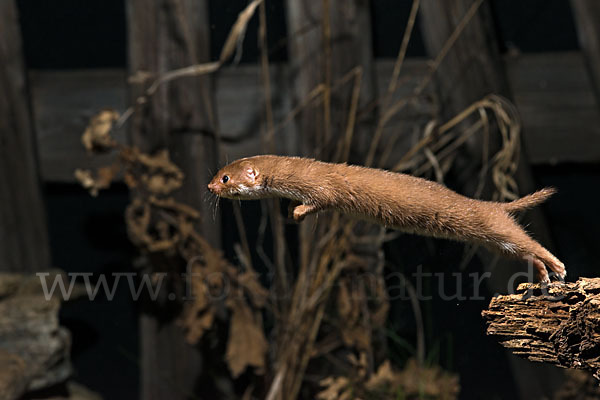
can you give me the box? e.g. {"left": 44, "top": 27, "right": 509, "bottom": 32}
{"left": 245, "top": 166, "right": 259, "bottom": 182}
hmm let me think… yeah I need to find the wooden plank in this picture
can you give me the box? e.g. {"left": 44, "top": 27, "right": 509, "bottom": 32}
{"left": 377, "top": 54, "right": 600, "bottom": 165}
{"left": 570, "top": 0, "right": 600, "bottom": 107}
{"left": 29, "top": 69, "right": 127, "bottom": 182}
{"left": 0, "top": 0, "right": 51, "bottom": 273}
{"left": 30, "top": 53, "right": 600, "bottom": 183}
{"left": 506, "top": 51, "right": 600, "bottom": 164}
{"left": 210, "top": 64, "right": 297, "bottom": 160}
{"left": 30, "top": 65, "right": 295, "bottom": 182}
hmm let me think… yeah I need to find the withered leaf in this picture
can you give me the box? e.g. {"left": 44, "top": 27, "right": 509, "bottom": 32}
{"left": 74, "top": 169, "right": 95, "bottom": 192}
{"left": 136, "top": 150, "right": 185, "bottom": 195}
{"left": 143, "top": 174, "right": 180, "bottom": 195}
{"left": 365, "top": 359, "right": 460, "bottom": 400}
{"left": 337, "top": 281, "right": 371, "bottom": 351}
{"left": 179, "top": 262, "right": 216, "bottom": 344}
{"left": 81, "top": 109, "right": 119, "bottom": 152}
{"left": 347, "top": 351, "right": 368, "bottom": 380}
{"left": 316, "top": 376, "right": 352, "bottom": 400}
{"left": 370, "top": 299, "right": 389, "bottom": 328}
{"left": 74, "top": 165, "right": 118, "bottom": 197}
{"left": 341, "top": 326, "right": 371, "bottom": 352}
{"left": 225, "top": 299, "right": 267, "bottom": 378}
{"left": 181, "top": 308, "right": 215, "bottom": 345}
{"left": 318, "top": 358, "right": 459, "bottom": 400}
{"left": 363, "top": 360, "right": 396, "bottom": 390}
{"left": 123, "top": 171, "right": 138, "bottom": 189}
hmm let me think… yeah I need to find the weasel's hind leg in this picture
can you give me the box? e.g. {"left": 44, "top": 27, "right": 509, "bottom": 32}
{"left": 529, "top": 246, "right": 566, "bottom": 282}
{"left": 489, "top": 213, "right": 566, "bottom": 282}
{"left": 528, "top": 256, "right": 550, "bottom": 283}
{"left": 507, "top": 230, "right": 566, "bottom": 282}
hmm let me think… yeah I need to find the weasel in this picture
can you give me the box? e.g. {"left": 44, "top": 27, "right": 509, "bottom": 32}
{"left": 208, "top": 155, "right": 566, "bottom": 282}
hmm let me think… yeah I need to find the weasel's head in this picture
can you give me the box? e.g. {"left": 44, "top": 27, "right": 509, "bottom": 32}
{"left": 208, "top": 159, "right": 264, "bottom": 199}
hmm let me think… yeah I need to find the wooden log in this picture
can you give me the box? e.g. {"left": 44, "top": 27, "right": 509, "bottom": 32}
{"left": 482, "top": 278, "right": 600, "bottom": 378}
{"left": 0, "top": 0, "right": 51, "bottom": 273}
{"left": 30, "top": 69, "right": 128, "bottom": 182}
{"left": 126, "top": 0, "right": 220, "bottom": 399}
{"left": 504, "top": 52, "right": 600, "bottom": 164}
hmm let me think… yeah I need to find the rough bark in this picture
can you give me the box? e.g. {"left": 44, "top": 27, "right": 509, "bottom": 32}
{"left": 0, "top": 0, "right": 51, "bottom": 273}
{"left": 483, "top": 278, "right": 600, "bottom": 379}
{"left": 126, "top": 1, "right": 220, "bottom": 399}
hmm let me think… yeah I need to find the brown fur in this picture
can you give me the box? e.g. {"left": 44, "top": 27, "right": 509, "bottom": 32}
{"left": 208, "top": 155, "right": 566, "bottom": 282}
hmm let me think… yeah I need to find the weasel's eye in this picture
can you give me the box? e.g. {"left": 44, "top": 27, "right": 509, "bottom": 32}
{"left": 222, "top": 175, "right": 229, "bottom": 183}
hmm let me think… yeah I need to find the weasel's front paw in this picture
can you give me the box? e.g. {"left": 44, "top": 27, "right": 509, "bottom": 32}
{"left": 292, "top": 204, "right": 320, "bottom": 222}
{"left": 292, "top": 205, "right": 310, "bottom": 222}
{"left": 288, "top": 201, "right": 301, "bottom": 219}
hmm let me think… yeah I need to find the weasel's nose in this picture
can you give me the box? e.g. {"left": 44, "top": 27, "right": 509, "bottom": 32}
{"left": 207, "top": 182, "right": 219, "bottom": 193}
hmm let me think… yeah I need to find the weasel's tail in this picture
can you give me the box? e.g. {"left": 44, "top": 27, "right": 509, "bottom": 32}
{"left": 502, "top": 187, "right": 556, "bottom": 213}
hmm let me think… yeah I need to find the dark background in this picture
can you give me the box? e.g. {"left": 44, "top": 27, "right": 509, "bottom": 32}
{"left": 15, "top": 1, "right": 598, "bottom": 399}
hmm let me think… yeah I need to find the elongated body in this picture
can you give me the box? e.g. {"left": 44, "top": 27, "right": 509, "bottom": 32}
{"left": 208, "top": 155, "right": 565, "bottom": 282}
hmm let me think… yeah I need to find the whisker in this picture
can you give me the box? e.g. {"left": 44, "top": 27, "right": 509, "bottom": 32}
{"left": 212, "top": 195, "right": 220, "bottom": 221}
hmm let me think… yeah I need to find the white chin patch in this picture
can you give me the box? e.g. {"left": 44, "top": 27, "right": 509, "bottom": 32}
{"left": 233, "top": 184, "right": 258, "bottom": 198}
{"left": 237, "top": 184, "right": 251, "bottom": 194}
